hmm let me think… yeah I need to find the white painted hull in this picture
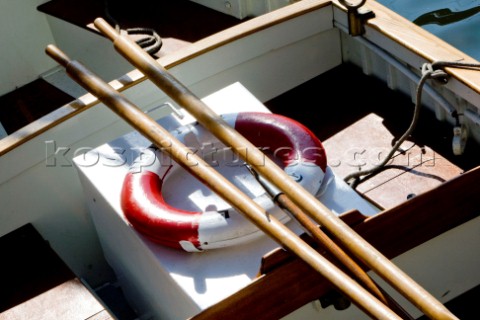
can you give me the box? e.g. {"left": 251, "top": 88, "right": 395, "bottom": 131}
{"left": 0, "top": 1, "right": 479, "bottom": 319}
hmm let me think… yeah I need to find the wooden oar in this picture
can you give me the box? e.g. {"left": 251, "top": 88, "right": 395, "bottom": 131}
{"left": 278, "top": 194, "right": 415, "bottom": 319}
{"left": 92, "top": 17, "right": 458, "bottom": 320}
{"left": 45, "top": 44, "right": 404, "bottom": 319}
{"left": 247, "top": 166, "right": 414, "bottom": 319}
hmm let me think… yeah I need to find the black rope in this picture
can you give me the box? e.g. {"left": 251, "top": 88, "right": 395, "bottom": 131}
{"left": 344, "top": 60, "right": 480, "bottom": 188}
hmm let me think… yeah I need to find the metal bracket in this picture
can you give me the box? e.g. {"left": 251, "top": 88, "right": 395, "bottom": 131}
{"left": 317, "top": 290, "right": 352, "bottom": 311}
{"left": 338, "top": 0, "right": 375, "bottom": 36}
{"left": 452, "top": 124, "right": 468, "bottom": 155}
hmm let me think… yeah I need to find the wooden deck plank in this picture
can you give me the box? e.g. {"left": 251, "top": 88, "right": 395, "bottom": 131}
{"left": 0, "top": 278, "right": 114, "bottom": 320}
{"left": 322, "top": 112, "right": 463, "bottom": 209}
{"left": 0, "top": 224, "right": 75, "bottom": 313}
{"left": 0, "top": 224, "right": 117, "bottom": 319}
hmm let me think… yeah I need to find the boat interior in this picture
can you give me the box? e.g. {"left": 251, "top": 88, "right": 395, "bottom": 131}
{"left": 0, "top": 0, "right": 243, "bottom": 136}
{"left": 1, "top": 0, "right": 479, "bottom": 319}
{"left": 2, "top": 0, "right": 480, "bottom": 191}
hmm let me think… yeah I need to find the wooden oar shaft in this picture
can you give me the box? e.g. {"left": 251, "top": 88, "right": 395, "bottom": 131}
{"left": 275, "top": 194, "right": 414, "bottom": 320}
{"left": 250, "top": 168, "right": 410, "bottom": 316}
{"left": 93, "top": 17, "right": 458, "bottom": 320}
{"left": 46, "top": 44, "right": 403, "bottom": 320}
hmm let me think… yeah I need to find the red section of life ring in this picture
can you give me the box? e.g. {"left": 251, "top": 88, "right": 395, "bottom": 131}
{"left": 233, "top": 112, "right": 327, "bottom": 171}
{"left": 121, "top": 112, "right": 327, "bottom": 251}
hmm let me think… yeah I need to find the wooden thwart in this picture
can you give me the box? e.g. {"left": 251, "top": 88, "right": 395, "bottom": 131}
{"left": 263, "top": 186, "right": 413, "bottom": 319}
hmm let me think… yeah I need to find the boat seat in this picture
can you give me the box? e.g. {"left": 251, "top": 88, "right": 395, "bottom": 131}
{"left": 37, "top": 0, "right": 242, "bottom": 58}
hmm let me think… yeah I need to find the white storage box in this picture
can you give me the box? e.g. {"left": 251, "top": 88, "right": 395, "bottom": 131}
{"left": 74, "top": 83, "right": 378, "bottom": 319}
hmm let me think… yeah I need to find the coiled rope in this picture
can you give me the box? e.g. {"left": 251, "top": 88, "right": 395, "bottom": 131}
{"left": 344, "top": 60, "right": 480, "bottom": 188}
{"left": 103, "top": 0, "right": 162, "bottom": 56}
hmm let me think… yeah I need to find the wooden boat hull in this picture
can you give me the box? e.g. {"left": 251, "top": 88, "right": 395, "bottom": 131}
{"left": 1, "top": 0, "right": 479, "bottom": 318}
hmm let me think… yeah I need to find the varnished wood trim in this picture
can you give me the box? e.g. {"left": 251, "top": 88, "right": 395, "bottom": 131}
{"left": 259, "top": 210, "right": 367, "bottom": 275}
{"left": 0, "top": 0, "right": 332, "bottom": 156}
{"left": 347, "top": 0, "right": 480, "bottom": 92}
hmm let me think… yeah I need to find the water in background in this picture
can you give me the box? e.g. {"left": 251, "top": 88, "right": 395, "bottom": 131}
{"left": 377, "top": 0, "right": 480, "bottom": 61}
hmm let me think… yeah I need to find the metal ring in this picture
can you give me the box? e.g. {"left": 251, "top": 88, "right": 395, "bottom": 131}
{"left": 338, "top": 0, "right": 367, "bottom": 10}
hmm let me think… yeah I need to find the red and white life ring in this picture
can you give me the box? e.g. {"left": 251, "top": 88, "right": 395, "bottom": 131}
{"left": 121, "top": 112, "right": 327, "bottom": 252}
